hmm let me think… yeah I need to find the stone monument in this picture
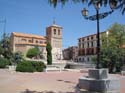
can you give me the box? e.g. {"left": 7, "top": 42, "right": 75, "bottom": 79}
{"left": 78, "top": 69, "right": 120, "bottom": 93}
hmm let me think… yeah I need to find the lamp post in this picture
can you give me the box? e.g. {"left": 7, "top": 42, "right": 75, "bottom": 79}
{"left": 81, "top": 0, "right": 117, "bottom": 69}
{"left": 106, "top": 30, "right": 109, "bottom": 47}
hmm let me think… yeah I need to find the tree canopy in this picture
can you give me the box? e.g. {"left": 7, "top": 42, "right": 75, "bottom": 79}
{"left": 46, "top": 42, "right": 52, "bottom": 65}
{"left": 48, "top": 0, "right": 125, "bottom": 14}
{"left": 0, "top": 33, "right": 12, "bottom": 59}
{"left": 100, "top": 23, "right": 125, "bottom": 73}
{"left": 26, "top": 47, "right": 40, "bottom": 58}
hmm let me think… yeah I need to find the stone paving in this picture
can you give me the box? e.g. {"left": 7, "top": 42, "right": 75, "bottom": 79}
{"left": 0, "top": 69, "right": 125, "bottom": 93}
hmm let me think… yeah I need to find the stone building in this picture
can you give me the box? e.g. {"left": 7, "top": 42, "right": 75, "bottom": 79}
{"left": 78, "top": 34, "right": 97, "bottom": 63}
{"left": 77, "top": 32, "right": 105, "bottom": 63}
{"left": 46, "top": 23, "right": 63, "bottom": 60}
{"left": 10, "top": 22, "right": 63, "bottom": 60}
{"left": 63, "top": 46, "right": 78, "bottom": 61}
{"left": 10, "top": 32, "right": 47, "bottom": 59}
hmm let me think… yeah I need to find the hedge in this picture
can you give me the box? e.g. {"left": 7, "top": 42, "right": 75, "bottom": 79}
{"left": 31, "top": 61, "right": 46, "bottom": 72}
{"left": 16, "top": 60, "right": 46, "bottom": 72}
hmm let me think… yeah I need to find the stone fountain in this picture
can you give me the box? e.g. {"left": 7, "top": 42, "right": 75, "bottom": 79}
{"left": 78, "top": 69, "right": 120, "bottom": 93}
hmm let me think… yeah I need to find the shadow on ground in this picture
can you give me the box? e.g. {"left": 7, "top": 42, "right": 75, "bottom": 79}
{"left": 21, "top": 89, "right": 75, "bottom": 93}
{"left": 57, "top": 79, "right": 76, "bottom": 84}
{"left": 21, "top": 88, "right": 125, "bottom": 93}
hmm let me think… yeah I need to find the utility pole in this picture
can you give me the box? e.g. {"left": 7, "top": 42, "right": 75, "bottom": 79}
{"left": 0, "top": 18, "right": 6, "bottom": 38}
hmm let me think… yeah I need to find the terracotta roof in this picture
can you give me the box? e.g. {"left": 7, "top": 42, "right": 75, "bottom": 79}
{"left": 12, "top": 32, "right": 46, "bottom": 40}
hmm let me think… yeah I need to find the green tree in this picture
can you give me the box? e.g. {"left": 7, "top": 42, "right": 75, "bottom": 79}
{"left": 0, "top": 58, "right": 10, "bottom": 68}
{"left": 26, "top": 47, "right": 40, "bottom": 58}
{"left": 46, "top": 42, "right": 52, "bottom": 65}
{"left": 0, "top": 46, "right": 3, "bottom": 56}
{"left": 0, "top": 33, "right": 12, "bottom": 59}
{"left": 100, "top": 23, "right": 125, "bottom": 73}
{"left": 11, "top": 52, "right": 24, "bottom": 64}
{"left": 48, "top": 0, "right": 125, "bottom": 14}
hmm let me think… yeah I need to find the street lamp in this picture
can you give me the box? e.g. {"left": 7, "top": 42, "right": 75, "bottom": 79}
{"left": 106, "top": 31, "right": 109, "bottom": 47}
{"left": 81, "top": 0, "right": 117, "bottom": 69}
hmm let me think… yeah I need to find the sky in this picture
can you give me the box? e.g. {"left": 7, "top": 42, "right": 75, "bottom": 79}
{"left": 0, "top": 0, "right": 125, "bottom": 49}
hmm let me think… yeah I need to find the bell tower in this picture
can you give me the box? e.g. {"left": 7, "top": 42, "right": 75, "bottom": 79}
{"left": 46, "top": 21, "right": 62, "bottom": 60}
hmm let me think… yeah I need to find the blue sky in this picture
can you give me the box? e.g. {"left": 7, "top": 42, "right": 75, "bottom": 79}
{"left": 0, "top": 0, "right": 125, "bottom": 48}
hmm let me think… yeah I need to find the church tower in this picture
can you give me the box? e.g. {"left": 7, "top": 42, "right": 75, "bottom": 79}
{"left": 46, "top": 21, "right": 62, "bottom": 60}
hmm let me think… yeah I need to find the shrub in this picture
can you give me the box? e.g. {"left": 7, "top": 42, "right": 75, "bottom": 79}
{"left": 16, "top": 61, "right": 35, "bottom": 72}
{"left": 0, "top": 60, "right": 6, "bottom": 68}
{"left": 26, "top": 47, "right": 39, "bottom": 58}
{"left": 31, "top": 61, "right": 46, "bottom": 72}
{"left": 16, "top": 60, "right": 46, "bottom": 72}
{"left": 0, "top": 58, "right": 11, "bottom": 68}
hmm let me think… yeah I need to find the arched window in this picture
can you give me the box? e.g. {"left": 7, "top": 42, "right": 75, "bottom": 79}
{"left": 21, "top": 39, "right": 26, "bottom": 42}
{"left": 54, "top": 29, "right": 56, "bottom": 35}
{"left": 36, "top": 40, "right": 38, "bottom": 43}
{"left": 40, "top": 41, "right": 43, "bottom": 44}
{"left": 28, "top": 40, "right": 32, "bottom": 43}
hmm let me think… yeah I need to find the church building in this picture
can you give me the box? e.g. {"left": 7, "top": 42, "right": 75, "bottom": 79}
{"left": 10, "top": 22, "right": 63, "bottom": 61}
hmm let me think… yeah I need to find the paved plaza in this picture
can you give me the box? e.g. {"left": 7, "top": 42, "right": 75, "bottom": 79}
{"left": 0, "top": 69, "right": 125, "bottom": 93}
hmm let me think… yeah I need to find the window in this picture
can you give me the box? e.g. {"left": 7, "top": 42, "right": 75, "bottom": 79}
{"left": 92, "top": 48, "right": 94, "bottom": 54}
{"left": 91, "top": 42, "right": 93, "bottom": 47}
{"left": 40, "top": 41, "right": 43, "bottom": 44}
{"left": 87, "top": 37, "right": 89, "bottom": 40}
{"left": 21, "top": 39, "right": 26, "bottom": 42}
{"left": 87, "top": 57, "right": 89, "bottom": 62}
{"left": 36, "top": 40, "right": 38, "bottom": 43}
{"left": 91, "top": 36, "right": 93, "bottom": 39}
{"left": 54, "top": 29, "right": 56, "bottom": 34}
{"left": 82, "top": 58, "right": 84, "bottom": 62}
{"left": 87, "top": 43, "right": 89, "bottom": 48}
{"left": 58, "top": 30, "right": 60, "bottom": 35}
{"left": 79, "top": 58, "right": 81, "bottom": 61}
{"left": 28, "top": 40, "right": 32, "bottom": 43}
{"left": 87, "top": 49, "right": 89, "bottom": 55}
{"left": 82, "top": 38, "right": 84, "bottom": 41}
{"left": 82, "top": 44, "right": 84, "bottom": 48}
{"left": 44, "top": 42, "right": 47, "bottom": 44}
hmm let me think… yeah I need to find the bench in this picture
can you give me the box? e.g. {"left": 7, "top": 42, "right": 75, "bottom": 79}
{"left": 44, "top": 65, "right": 62, "bottom": 72}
